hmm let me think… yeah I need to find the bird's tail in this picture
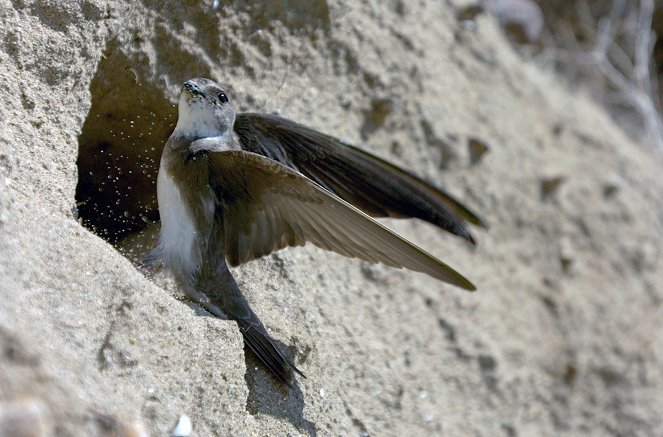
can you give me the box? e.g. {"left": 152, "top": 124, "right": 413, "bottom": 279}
{"left": 235, "top": 312, "right": 304, "bottom": 386}
{"left": 195, "top": 261, "right": 304, "bottom": 386}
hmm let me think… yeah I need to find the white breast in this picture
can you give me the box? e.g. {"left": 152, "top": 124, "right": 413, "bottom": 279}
{"left": 156, "top": 158, "right": 200, "bottom": 276}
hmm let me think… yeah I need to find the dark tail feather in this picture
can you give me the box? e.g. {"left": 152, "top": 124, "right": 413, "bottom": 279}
{"left": 196, "top": 259, "right": 304, "bottom": 386}
{"left": 237, "top": 317, "right": 305, "bottom": 386}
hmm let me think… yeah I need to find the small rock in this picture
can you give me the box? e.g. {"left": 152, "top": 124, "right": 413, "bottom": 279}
{"left": 361, "top": 97, "right": 394, "bottom": 138}
{"left": 172, "top": 414, "right": 192, "bottom": 437}
{"left": 456, "top": 4, "right": 484, "bottom": 23}
{"left": 0, "top": 398, "right": 49, "bottom": 437}
{"left": 551, "top": 122, "right": 564, "bottom": 137}
{"left": 559, "top": 238, "right": 574, "bottom": 273}
{"left": 540, "top": 175, "right": 565, "bottom": 201}
{"left": 467, "top": 137, "right": 491, "bottom": 164}
{"left": 89, "top": 413, "right": 148, "bottom": 437}
{"left": 603, "top": 175, "right": 624, "bottom": 198}
{"left": 484, "top": 0, "right": 544, "bottom": 43}
{"left": 419, "top": 114, "right": 457, "bottom": 168}
{"left": 123, "top": 421, "right": 149, "bottom": 437}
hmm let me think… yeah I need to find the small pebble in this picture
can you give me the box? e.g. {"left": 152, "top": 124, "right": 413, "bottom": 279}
{"left": 468, "top": 138, "right": 491, "bottom": 164}
{"left": 0, "top": 398, "right": 48, "bottom": 437}
{"left": 603, "top": 175, "right": 624, "bottom": 198}
{"left": 559, "top": 237, "right": 574, "bottom": 273}
{"left": 540, "top": 175, "right": 565, "bottom": 201}
{"left": 172, "top": 414, "right": 192, "bottom": 437}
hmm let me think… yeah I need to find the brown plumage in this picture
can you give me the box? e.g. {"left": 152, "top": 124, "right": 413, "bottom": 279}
{"left": 235, "top": 113, "right": 488, "bottom": 243}
{"left": 153, "top": 78, "right": 484, "bottom": 385}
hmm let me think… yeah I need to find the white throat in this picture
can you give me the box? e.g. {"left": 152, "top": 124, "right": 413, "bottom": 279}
{"left": 173, "top": 95, "right": 224, "bottom": 138}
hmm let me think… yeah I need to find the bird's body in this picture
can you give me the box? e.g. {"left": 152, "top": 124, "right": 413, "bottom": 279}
{"left": 156, "top": 154, "right": 210, "bottom": 280}
{"left": 153, "top": 78, "right": 485, "bottom": 385}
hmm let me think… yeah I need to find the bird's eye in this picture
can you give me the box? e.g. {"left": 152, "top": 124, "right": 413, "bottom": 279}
{"left": 218, "top": 92, "right": 228, "bottom": 104}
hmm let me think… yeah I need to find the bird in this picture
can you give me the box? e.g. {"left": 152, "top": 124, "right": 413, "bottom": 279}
{"left": 151, "top": 77, "right": 486, "bottom": 385}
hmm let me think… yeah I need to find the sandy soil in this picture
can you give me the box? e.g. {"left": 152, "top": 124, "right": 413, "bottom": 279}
{"left": 1, "top": 1, "right": 662, "bottom": 435}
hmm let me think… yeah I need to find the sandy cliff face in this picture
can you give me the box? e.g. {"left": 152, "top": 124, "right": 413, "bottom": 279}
{"left": 1, "top": 1, "right": 662, "bottom": 435}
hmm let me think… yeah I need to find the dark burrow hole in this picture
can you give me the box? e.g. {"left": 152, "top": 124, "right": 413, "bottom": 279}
{"left": 75, "top": 40, "right": 177, "bottom": 258}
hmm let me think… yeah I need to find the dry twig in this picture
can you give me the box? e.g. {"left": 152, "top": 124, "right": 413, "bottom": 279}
{"left": 537, "top": 0, "right": 663, "bottom": 152}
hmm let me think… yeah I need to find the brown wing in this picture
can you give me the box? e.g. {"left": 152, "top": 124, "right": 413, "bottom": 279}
{"left": 234, "top": 113, "right": 488, "bottom": 244}
{"left": 208, "top": 150, "right": 476, "bottom": 291}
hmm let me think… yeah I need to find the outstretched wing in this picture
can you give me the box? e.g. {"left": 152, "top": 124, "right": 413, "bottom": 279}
{"left": 208, "top": 150, "right": 475, "bottom": 291}
{"left": 234, "top": 113, "right": 487, "bottom": 244}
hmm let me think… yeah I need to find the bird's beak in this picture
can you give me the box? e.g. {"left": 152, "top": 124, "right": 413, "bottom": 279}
{"left": 183, "top": 80, "right": 203, "bottom": 97}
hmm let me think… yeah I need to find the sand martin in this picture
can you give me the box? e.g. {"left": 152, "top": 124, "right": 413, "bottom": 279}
{"left": 152, "top": 78, "right": 485, "bottom": 384}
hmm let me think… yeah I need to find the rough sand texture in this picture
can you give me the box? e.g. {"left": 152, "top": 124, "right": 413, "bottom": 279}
{"left": 1, "top": 1, "right": 662, "bottom": 435}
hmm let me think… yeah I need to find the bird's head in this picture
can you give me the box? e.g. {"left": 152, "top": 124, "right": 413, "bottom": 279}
{"left": 174, "top": 78, "right": 235, "bottom": 139}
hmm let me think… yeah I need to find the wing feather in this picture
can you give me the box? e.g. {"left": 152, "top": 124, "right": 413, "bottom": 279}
{"left": 209, "top": 151, "right": 476, "bottom": 290}
{"left": 235, "top": 113, "right": 488, "bottom": 244}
